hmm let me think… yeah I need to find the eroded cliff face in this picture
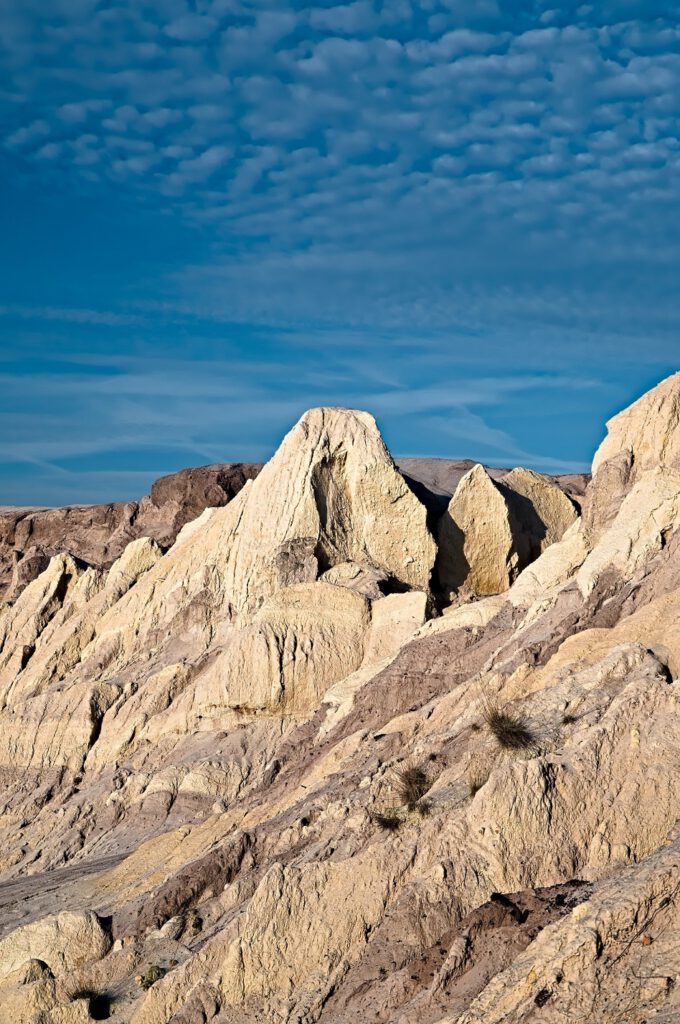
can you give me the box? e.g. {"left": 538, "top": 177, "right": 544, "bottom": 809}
{"left": 0, "top": 458, "right": 587, "bottom": 606}
{"left": 0, "top": 382, "right": 679, "bottom": 1024}
{"left": 0, "top": 463, "right": 262, "bottom": 603}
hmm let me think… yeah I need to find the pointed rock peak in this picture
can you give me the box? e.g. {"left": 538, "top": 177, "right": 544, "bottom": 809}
{"left": 459, "top": 462, "right": 496, "bottom": 487}
{"left": 587, "top": 372, "right": 680, "bottom": 535}
{"left": 437, "top": 465, "right": 515, "bottom": 598}
{"left": 504, "top": 466, "right": 546, "bottom": 489}
{"left": 240, "top": 405, "right": 436, "bottom": 602}
{"left": 280, "top": 406, "right": 392, "bottom": 464}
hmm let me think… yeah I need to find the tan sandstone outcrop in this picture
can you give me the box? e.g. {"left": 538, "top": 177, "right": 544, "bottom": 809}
{"left": 452, "top": 834, "right": 680, "bottom": 1024}
{"left": 0, "top": 910, "right": 111, "bottom": 981}
{"left": 2, "top": 380, "right": 680, "bottom": 1024}
{"left": 585, "top": 369, "right": 680, "bottom": 534}
{"left": 193, "top": 581, "right": 372, "bottom": 716}
{"left": 437, "top": 464, "right": 517, "bottom": 596}
{"left": 502, "top": 466, "right": 578, "bottom": 560}
{"left": 0, "top": 463, "right": 261, "bottom": 603}
{"left": 437, "top": 465, "right": 578, "bottom": 598}
{"left": 78, "top": 407, "right": 436, "bottom": 670}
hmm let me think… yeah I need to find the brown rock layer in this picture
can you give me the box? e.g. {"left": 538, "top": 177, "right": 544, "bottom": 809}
{"left": 0, "top": 463, "right": 261, "bottom": 603}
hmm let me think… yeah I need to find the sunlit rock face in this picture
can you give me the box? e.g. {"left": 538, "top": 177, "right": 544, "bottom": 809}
{"left": 1, "top": 382, "right": 680, "bottom": 1024}
{"left": 436, "top": 463, "right": 578, "bottom": 597}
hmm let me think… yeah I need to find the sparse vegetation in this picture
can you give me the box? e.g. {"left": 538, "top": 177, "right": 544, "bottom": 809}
{"left": 135, "top": 965, "right": 167, "bottom": 991}
{"left": 394, "top": 763, "right": 430, "bottom": 810}
{"left": 482, "top": 700, "right": 535, "bottom": 751}
{"left": 416, "top": 797, "right": 432, "bottom": 817}
{"left": 562, "top": 712, "right": 577, "bottom": 725}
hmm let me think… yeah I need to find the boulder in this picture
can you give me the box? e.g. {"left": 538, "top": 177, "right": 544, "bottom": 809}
{"left": 502, "top": 466, "right": 578, "bottom": 562}
{"left": 437, "top": 465, "right": 519, "bottom": 596}
{"left": 0, "top": 911, "right": 111, "bottom": 981}
{"left": 437, "top": 464, "right": 579, "bottom": 598}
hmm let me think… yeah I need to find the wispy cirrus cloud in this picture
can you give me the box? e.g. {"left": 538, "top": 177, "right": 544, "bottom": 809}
{"left": 0, "top": 347, "right": 599, "bottom": 502}
{"left": 0, "top": 304, "right": 146, "bottom": 325}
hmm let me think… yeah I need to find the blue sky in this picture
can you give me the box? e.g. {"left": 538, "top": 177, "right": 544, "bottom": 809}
{"left": 1, "top": 0, "right": 679, "bottom": 505}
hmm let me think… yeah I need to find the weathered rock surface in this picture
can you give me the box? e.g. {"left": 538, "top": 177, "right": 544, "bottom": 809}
{"left": 0, "top": 383, "right": 678, "bottom": 1024}
{"left": 1, "top": 460, "right": 587, "bottom": 604}
{"left": 437, "top": 465, "right": 518, "bottom": 596}
{"left": 502, "top": 466, "right": 579, "bottom": 563}
{"left": 0, "top": 463, "right": 261, "bottom": 603}
{"left": 585, "top": 370, "right": 680, "bottom": 536}
{"left": 436, "top": 464, "right": 578, "bottom": 596}
{"left": 398, "top": 458, "right": 588, "bottom": 516}
{"left": 0, "top": 910, "right": 111, "bottom": 981}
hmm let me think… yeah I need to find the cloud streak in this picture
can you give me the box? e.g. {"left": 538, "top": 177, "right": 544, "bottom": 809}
{"left": 1, "top": 1, "right": 679, "bottom": 502}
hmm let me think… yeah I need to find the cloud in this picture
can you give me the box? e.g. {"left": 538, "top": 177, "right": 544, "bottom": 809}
{"left": 164, "top": 13, "right": 218, "bottom": 42}
{"left": 0, "top": 305, "right": 146, "bottom": 325}
{"left": 4, "top": 119, "right": 51, "bottom": 149}
{"left": 308, "top": 2, "right": 378, "bottom": 35}
{"left": 1, "top": 0, "right": 680, "bottom": 502}
{"left": 0, "top": 340, "right": 598, "bottom": 506}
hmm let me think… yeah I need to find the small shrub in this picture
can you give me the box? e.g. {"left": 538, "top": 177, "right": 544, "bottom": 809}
{"left": 371, "top": 810, "right": 401, "bottom": 831}
{"left": 561, "top": 713, "right": 577, "bottom": 725}
{"left": 394, "top": 764, "right": 430, "bottom": 810}
{"left": 136, "top": 965, "right": 167, "bottom": 991}
{"left": 482, "top": 701, "right": 534, "bottom": 751}
{"left": 416, "top": 797, "right": 432, "bottom": 817}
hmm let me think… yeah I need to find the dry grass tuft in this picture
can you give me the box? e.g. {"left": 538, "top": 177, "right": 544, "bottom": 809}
{"left": 136, "top": 965, "right": 167, "bottom": 991}
{"left": 416, "top": 797, "right": 433, "bottom": 817}
{"left": 394, "top": 763, "right": 430, "bottom": 810}
{"left": 482, "top": 700, "right": 535, "bottom": 751}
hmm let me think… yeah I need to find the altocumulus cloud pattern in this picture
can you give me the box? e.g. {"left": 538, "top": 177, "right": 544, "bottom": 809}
{"left": 1, "top": 0, "right": 680, "bottom": 504}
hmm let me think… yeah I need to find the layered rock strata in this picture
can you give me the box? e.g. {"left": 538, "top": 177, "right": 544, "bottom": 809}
{"left": 0, "top": 380, "right": 678, "bottom": 1024}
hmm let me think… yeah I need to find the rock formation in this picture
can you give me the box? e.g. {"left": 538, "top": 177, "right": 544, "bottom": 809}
{"left": 0, "top": 379, "right": 679, "bottom": 1024}
{"left": 437, "top": 464, "right": 578, "bottom": 597}
{"left": 0, "top": 462, "right": 261, "bottom": 603}
{"left": 1, "top": 460, "right": 587, "bottom": 605}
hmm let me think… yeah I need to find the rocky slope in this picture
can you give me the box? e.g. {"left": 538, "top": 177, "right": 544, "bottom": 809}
{"left": 0, "top": 382, "right": 678, "bottom": 1024}
{"left": 0, "top": 460, "right": 587, "bottom": 605}
{"left": 0, "top": 463, "right": 261, "bottom": 603}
